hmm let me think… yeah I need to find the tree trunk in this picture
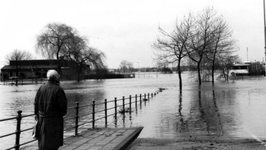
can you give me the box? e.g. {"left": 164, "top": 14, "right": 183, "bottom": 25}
{"left": 15, "top": 59, "right": 19, "bottom": 86}
{"left": 56, "top": 46, "right": 62, "bottom": 75}
{"left": 77, "top": 65, "right": 81, "bottom": 82}
{"left": 77, "top": 70, "right": 80, "bottom": 82}
{"left": 178, "top": 90, "right": 182, "bottom": 114}
{"left": 211, "top": 60, "right": 215, "bottom": 85}
{"left": 197, "top": 63, "right": 201, "bottom": 86}
{"left": 177, "top": 60, "right": 182, "bottom": 90}
{"left": 77, "top": 63, "right": 83, "bottom": 82}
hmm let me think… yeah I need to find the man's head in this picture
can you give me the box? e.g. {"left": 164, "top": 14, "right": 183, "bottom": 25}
{"left": 47, "top": 70, "right": 60, "bottom": 81}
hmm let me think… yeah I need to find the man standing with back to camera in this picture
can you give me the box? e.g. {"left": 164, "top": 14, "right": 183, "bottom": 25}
{"left": 34, "top": 70, "right": 68, "bottom": 150}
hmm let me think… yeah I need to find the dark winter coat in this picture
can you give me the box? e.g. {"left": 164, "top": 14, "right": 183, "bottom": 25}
{"left": 34, "top": 80, "right": 67, "bottom": 150}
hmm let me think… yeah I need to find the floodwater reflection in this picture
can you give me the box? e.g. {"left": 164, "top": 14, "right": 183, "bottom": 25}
{"left": 132, "top": 76, "right": 266, "bottom": 141}
{"left": 177, "top": 91, "right": 189, "bottom": 133}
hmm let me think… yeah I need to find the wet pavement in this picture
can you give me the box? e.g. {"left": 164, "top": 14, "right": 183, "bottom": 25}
{"left": 59, "top": 127, "right": 143, "bottom": 150}
{"left": 21, "top": 127, "right": 143, "bottom": 150}
{"left": 126, "top": 138, "right": 266, "bottom": 150}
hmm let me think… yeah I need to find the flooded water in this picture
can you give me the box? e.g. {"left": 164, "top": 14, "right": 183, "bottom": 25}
{"left": 1, "top": 72, "right": 266, "bottom": 149}
{"left": 132, "top": 78, "right": 266, "bottom": 140}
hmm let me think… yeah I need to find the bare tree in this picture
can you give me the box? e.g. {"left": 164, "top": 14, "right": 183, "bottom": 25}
{"left": 153, "top": 15, "right": 193, "bottom": 89}
{"left": 154, "top": 7, "right": 237, "bottom": 86}
{"left": 119, "top": 60, "right": 134, "bottom": 73}
{"left": 5, "top": 49, "right": 33, "bottom": 85}
{"left": 6, "top": 49, "right": 33, "bottom": 61}
{"left": 186, "top": 7, "right": 222, "bottom": 86}
{"left": 36, "top": 23, "right": 75, "bottom": 74}
{"left": 65, "top": 35, "right": 106, "bottom": 81}
{"left": 217, "top": 54, "right": 240, "bottom": 81}
{"left": 203, "top": 12, "right": 236, "bottom": 84}
{"left": 155, "top": 60, "right": 169, "bottom": 71}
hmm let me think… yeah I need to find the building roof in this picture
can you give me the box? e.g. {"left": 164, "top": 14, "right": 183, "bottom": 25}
{"left": 1, "top": 59, "right": 73, "bottom": 71}
{"left": 1, "top": 65, "right": 57, "bottom": 71}
{"left": 233, "top": 64, "right": 250, "bottom": 67}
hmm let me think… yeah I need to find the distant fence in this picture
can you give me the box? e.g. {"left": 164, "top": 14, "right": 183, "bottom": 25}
{"left": 2, "top": 78, "right": 45, "bottom": 85}
{"left": 0, "top": 90, "right": 162, "bottom": 150}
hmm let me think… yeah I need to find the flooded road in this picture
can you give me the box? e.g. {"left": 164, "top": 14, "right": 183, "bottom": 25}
{"left": 1, "top": 72, "right": 266, "bottom": 149}
{"left": 132, "top": 80, "right": 266, "bottom": 140}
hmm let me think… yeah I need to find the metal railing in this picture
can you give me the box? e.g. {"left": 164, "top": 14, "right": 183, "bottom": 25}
{"left": 0, "top": 90, "right": 161, "bottom": 150}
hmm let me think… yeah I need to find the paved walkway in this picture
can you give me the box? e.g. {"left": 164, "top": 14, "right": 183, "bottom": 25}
{"left": 127, "top": 138, "right": 266, "bottom": 150}
{"left": 59, "top": 127, "right": 143, "bottom": 150}
{"left": 20, "top": 127, "right": 143, "bottom": 150}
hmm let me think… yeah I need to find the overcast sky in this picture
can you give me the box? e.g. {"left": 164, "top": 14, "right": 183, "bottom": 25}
{"left": 0, "top": 0, "right": 264, "bottom": 68}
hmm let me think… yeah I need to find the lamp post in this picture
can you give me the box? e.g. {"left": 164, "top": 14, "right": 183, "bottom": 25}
{"left": 263, "top": 0, "right": 266, "bottom": 76}
{"left": 137, "top": 62, "right": 139, "bottom": 78}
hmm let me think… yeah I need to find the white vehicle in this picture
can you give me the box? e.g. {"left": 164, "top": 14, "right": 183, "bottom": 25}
{"left": 229, "top": 63, "right": 250, "bottom": 76}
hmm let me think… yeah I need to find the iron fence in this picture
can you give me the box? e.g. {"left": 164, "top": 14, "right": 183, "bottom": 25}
{"left": 0, "top": 91, "right": 161, "bottom": 150}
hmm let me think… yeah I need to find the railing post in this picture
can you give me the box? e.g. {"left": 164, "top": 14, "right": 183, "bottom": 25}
{"left": 122, "top": 96, "right": 125, "bottom": 127}
{"left": 139, "top": 94, "right": 142, "bottom": 109}
{"left": 144, "top": 93, "right": 146, "bottom": 100}
{"left": 15, "top": 110, "right": 22, "bottom": 150}
{"left": 114, "top": 97, "right": 117, "bottom": 121}
{"left": 122, "top": 96, "right": 125, "bottom": 113}
{"left": 105, "top": 99, "right": 107, "bottom": 127}
{"left": 75, "top": 102, "right": 79, "bottom": 136}
{"left": 148, "top": 93, "right": 150, "bottom": 99}
{"left": 92, "top": 101, "right": 95, "bottom": 129}
{"left": 135, "top": 94, "right": 137, "bottom": 108}
{"left": 129, "top": 95, "right": 132, "bottom": 113}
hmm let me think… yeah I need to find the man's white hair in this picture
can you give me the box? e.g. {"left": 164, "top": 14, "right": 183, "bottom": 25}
{"left": 47, "top": 70, "right": 60, "bottom": 80}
